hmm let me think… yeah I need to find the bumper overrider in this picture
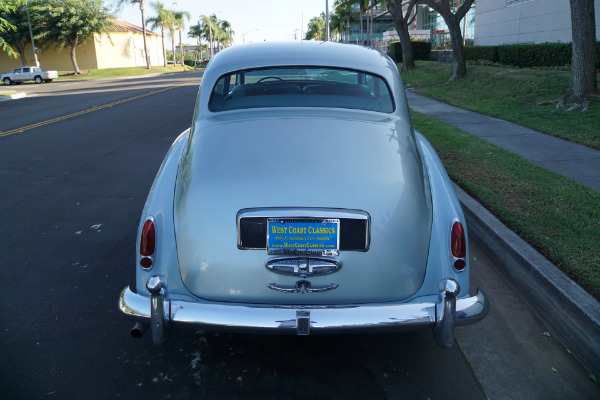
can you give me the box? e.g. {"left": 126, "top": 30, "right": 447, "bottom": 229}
{"left": 119, "top": 276, "right": 489, "bottom": 348}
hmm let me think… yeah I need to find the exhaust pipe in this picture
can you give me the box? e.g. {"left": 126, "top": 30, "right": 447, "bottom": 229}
{"left": 131, "top": 322, "right": 149, "bottom": 339}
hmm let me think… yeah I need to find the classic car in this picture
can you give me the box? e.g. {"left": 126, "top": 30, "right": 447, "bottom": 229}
{"left": 119, "top": 41, "right": 489, "bottom": 347}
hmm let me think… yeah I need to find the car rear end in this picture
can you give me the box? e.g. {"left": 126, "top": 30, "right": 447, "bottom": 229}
{"left": 118, "top": 41, "right": 488, "bottom": 347}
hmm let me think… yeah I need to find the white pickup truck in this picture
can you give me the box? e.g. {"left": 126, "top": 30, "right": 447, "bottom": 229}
{"left": 2, "top": 66, "right": 58, "bottom": 85}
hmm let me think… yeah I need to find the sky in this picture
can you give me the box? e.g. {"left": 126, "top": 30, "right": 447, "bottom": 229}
{"left": 112, "top": 0, "right": 331, "bottom": 45}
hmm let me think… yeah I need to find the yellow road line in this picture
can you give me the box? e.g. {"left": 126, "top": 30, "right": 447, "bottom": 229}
{"left": 0, "top": 82, "right": 194, "bottom": 138}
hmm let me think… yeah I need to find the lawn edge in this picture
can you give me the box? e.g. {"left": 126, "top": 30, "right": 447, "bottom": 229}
{"left": 455, "top": 182, "right": 600, "bottom": 378}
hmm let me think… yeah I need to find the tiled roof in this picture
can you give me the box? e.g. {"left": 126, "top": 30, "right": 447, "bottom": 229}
{"left": 109, "top": 19, "right": 160, "bottom": 36}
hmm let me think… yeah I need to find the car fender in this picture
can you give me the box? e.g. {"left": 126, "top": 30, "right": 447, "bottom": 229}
{"left": 135, "top": 129, "right": 191, "bottom": 298}
{"left": 414, "top": 130, "right": 470, "bottom": 299}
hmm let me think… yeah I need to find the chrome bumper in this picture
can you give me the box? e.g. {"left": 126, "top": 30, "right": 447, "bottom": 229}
{"left": 119, "top": 277, "right": 488, "bottom": 347}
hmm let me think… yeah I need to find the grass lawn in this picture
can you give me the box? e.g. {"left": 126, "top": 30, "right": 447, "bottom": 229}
{"left": 401, "top": 61, "right": 600, "bottom": 150}
{"left": 412, "top": 111, "right": 600, "bottom": 300}
{"left": 56, "top": 65, "right": 199, "bottom": 80}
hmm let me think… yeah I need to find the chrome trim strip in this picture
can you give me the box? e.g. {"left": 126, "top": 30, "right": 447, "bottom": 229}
{"left": 237, "top": 207, "right": 370, "bottom": 220}
{"left": 119, "top": 286, "right": 488, "bottom": 336}
{"left": 267, "top": 280, "right": 340, "bottom": 293}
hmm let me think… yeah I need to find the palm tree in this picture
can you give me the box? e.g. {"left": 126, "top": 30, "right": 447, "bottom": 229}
{"left": 117, "top": 0, "right": 151, "bottom": 68}
{"left": 146, "top": 1, "right": 170, "bottom": 67}
{"left": 199, "top": 14, "right": 215, "bottom": 58}
{"left": 219, "top": 20, "right": 234, "bottom": 49}
{"left": 334, "top": 0, "right": 356, "bottom": 43}
{"left": 329, "top": 12, "right": 346, "bottom": 41}
{"left": 173, "top": 10, "right": 190, "bottom": 66}
{"left": 188, "top": 23, "right": 203, "bottom": 61}
{"left": 162, "top": 9, "right": 176, "bottom": 64}
{"left": 209, "top": 14, "right": 221, "bottom": 54}
{"left": 305, "top": 13, "right": 326, "bottom": 40}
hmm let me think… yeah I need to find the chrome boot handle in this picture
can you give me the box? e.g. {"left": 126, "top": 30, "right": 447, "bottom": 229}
{"left": 268, "top": 280, "right": 339, "bottom": 293}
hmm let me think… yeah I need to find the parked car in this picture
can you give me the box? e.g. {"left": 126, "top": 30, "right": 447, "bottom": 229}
{"left": 119, "top": 41, "right": 489, "bottom": 347}
{"left": 2, "top": 66, "right": 58, "bottom": 85}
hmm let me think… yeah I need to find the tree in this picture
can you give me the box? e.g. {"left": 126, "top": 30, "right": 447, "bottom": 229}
{"left": 0, "top": 0, "right": 28, "bottom": 63}
{"left": 358, "top": 0, "right": 370, "bottom": 45}
{"left": 559, "top": 0, "right": 598, "bottom": 110}
{"left": 329, "top": 12, "right": 346, "bottom": 41}
{"left": 219, "top": 20, "right": 234, "bottom": 49}
{"left": 420, "top": 0, "right": 475, "bottom": 81}
{"left": 117, "top": 0, "right": 151, "bottom": 68}
{"left": 208, "top": 14, "right": 222, "bottom": 53}
{"left": 161, "top": 8, "right": 177, "bottom": 64}
{"left": 305, "top": 13, "right": 326, "bottom": 40}
{"left": 188, "top": 23, "right": 203, "bottom": 61}
{"left": 198, "top": 15, "right": 214, "bottom": 58}
{"left": 173, "top": 10, "right": 190, "bottom": 66}
{"left": 146, "top": 1, "right": 170, "bottom": 67}
{"left": 387, "top": 0, "right": 420, "bottom": 72}
{"left": 333, "top": 0, "right": 357, "bottom": 43}
{"left": 33, "top": 0, "right": 115, "bottom": 74}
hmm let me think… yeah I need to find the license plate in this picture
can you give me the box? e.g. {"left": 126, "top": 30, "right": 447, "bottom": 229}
{"left": 267, "top": 218, "right": 340, "bottom": 256}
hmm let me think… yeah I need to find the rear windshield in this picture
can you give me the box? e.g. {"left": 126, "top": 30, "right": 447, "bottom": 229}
{"left": 209, "top": 67, "right": 394, "bottom": 113}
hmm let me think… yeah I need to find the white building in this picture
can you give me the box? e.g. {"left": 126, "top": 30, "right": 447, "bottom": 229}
{"left": 475, "top": 0, "right": 600, "bottom": 45}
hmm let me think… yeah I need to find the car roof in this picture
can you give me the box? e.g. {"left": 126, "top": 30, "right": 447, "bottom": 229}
{"left": 206, "top": 41, "right": 395, "bottom": 78}
{"left": 196, "top": 41, "right": 410, "bottom": 121}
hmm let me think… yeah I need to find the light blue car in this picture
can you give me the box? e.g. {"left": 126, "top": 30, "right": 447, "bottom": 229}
{"left": 119, "top": 41, "right": 489, "bottom": 346}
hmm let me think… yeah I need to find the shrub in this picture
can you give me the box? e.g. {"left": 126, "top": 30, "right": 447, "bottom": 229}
{"left": 464, "top": 45, "right": 499, "bottom": 63}
{"left": 464, "top": 42, "right": 600, "bottom": 69}
{"left": 497, "top": 42, "right": 572, "bottom": 68}
{"left": 389, "top": 40, "right": 432, "bottom": 62}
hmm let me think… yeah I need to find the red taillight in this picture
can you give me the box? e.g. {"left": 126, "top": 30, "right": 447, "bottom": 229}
{"left": 451, "top": 221, "right": 466, "bottom": 271}
{"left": 140, "top": 219, "right": 155, "bottom": 257}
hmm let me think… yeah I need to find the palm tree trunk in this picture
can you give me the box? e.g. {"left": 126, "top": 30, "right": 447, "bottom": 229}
{"left": 199, "top": 37, "right": 203, "bottom": 62}
{"left": 171, "top": 35, "right": 176, "bottom": 65}
{"left": 140, "top": 0, "right": 150, "bottom": 68}
{"left": 161, "top": 26, "right": 166, "bottom": 67}
{"left": 179, "top": 29, "right": 184, "bottom": 66}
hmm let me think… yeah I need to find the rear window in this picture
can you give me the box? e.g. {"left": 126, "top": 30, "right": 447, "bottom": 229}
{"left": 209, "top": 67, "right": 394, "bottom": 113}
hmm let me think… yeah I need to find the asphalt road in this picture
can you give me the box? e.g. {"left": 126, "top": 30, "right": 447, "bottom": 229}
{"left": 0, "top": 73, "right": 597, "bottom": 399}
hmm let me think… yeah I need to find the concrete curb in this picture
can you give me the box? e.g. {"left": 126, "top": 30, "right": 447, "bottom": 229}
{"left": 454, "top": 182, "right": 600, "bottom": 378}
{"left": 0, "top": 92, "right": 26, "bottom": 101}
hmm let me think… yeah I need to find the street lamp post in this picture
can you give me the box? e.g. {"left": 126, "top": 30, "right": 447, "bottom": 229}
{"left": 242, "top": 29, "right": 258, "bottom": 44}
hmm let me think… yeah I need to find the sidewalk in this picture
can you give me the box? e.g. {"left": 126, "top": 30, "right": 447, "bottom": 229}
{"left": 405, "top": 91, "right": 600, "bottom": 378}
{"left": 406, "top": 91, "right": 600, "bottom": 192}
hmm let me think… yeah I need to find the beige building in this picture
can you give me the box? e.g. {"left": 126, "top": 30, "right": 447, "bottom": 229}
{"left": 0, "top": 20, "right": 165, "bottom": 72}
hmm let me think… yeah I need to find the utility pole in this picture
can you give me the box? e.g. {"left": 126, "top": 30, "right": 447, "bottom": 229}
{"left": 25, "top": 0, "right": 39, "bottom": 67}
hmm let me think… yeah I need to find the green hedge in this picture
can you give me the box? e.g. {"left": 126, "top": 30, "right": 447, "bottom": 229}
{"left": 465, "top": 45, "right": 499, "bottom": 63}
{"left": 465, "top": 42, "right": 600, "bottom": 68}
{"left": 498, "top": 42, "right": 572, "bottom": 67}
{"left": 389, "top": 41, "right": 432, "bottom": 63}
